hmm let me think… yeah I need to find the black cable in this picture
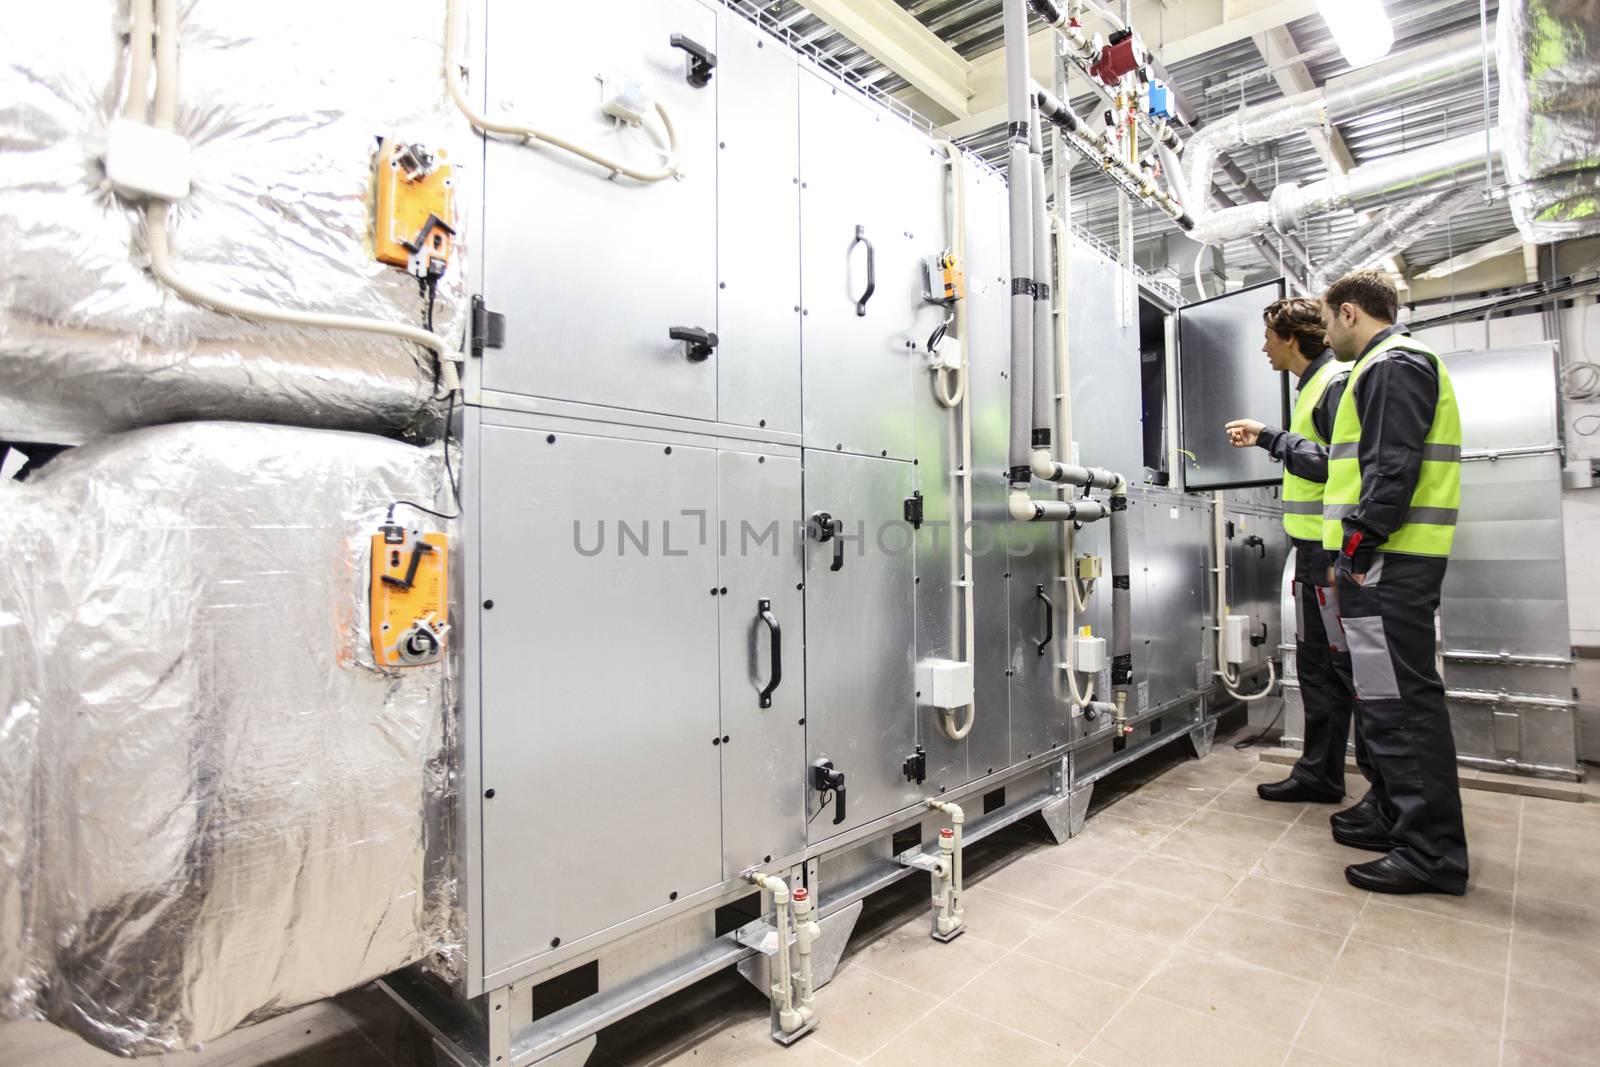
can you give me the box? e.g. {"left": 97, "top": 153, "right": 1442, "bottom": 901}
{"left": 1232, "top": 678, "right": 1285, "bottom": 750}
{"left": 389, "top": 389, "right": 463, "bottom": 521}
{"left": 807, "top": 791, "right": 835, "bottom": 825}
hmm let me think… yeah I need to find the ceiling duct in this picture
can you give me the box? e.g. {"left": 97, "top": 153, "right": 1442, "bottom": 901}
{"left": 1497, "top": 0, "right": 1600, "bottom": 241}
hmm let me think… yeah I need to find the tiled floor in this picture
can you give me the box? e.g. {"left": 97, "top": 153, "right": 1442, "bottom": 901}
{"left": 7, "top": 721, "right": 1599, "bottom": 1067}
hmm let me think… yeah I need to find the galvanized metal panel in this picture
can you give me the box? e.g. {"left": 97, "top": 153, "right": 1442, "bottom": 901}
{"left": 1444, "top": 343, "right": 1562, "bottom": 455}
{"left": 1007, "top": 515, "right": 1069, "bottom": 762}
{"left": 1141, "top": 493, "right": 1210, "bottom": 710}
{"left": 716, "top": 15, "right": 802, "bottom": 434}
{"left": 798, "top": 72, "right": 922, "bottom": 460}
{"left": 716, "top": 448, "right": 807, "bottom": 874}
{"left": 476, "top": 423, "right": 723, "bottom": 974}
{"left": 480, "top": 0, "right": 719, "bottom": 419}
{"left": 803, "top": 449, "right": 918, "bottom": 840}
{"left": 1178, "top": 280, "right": 1289, "bottom": 491}
{"left": 1064, "top": 241, "right": 1143, "bottom": 480}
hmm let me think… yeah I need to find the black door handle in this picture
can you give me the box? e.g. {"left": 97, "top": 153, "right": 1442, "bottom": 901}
{"left": 809, "top": 510, "right": 845, "bottom": 571}
{"left": 757, "top": 598, "right": 782, "bottom": 708}
{"left": 1243, "top": 533, "right": 1266, "bottom": 559}
{"left": 812, "top": 759, "right": 847, "bottom": 825}
{"left": 1036, "top": 584, "right": 1054, "bottom": 656}
{"left": 669, "top": 325, "right": 718, "bottom": 362}
{"left": 850, "top": 225, "right": 876, "bottom": 316}
{"left": 669, "top": 34, "right": 717, "bottom": 87}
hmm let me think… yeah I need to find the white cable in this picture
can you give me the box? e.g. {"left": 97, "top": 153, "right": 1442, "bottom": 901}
{"left": 123, "top": 0, "right": 152, "bottom": 124}
{"left": 1222, "top": 657, "right": 1278, "bottom": 701}
{"left": 444, "top": 0, "right": 679, "bottom": 183}
{"left": 143, "top": 0, "right": 459, "bottom": 392}
{"left": 1193, "top": 243, "right": 1211, "bottom": 300}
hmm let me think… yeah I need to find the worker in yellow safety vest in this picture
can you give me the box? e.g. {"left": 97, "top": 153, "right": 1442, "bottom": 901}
{"left": 1225, "top": 298, "right": 1364, "bottom": 810}
{"left": 1319, "top": 269, "right": 1466, "bottom": 897}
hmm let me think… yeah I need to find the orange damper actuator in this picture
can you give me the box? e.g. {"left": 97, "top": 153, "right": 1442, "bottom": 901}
{"left": 373, "top": 137, "right": 456, "bottom": 279}
{"left": 370, "top": 521, "right": 450, "bottom": 667}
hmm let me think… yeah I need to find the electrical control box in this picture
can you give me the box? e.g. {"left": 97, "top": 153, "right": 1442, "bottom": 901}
{"left": 1223, "top": 613, "right": 1251, "bottom": 665}
{"left": 1148, "top": 79, "right": 1172, "bottom": 119}
{"left": 373, "top": 138, "right": 455, "bottom": 279}
{"left": 370, "top": 522, "right": 450, "bottom": 667}
{"left": 1073, "top": 633, "right": 1107, "bottom": 673}
{"left": 1076, "top": 554, "right": 1103, "bottom": 580}
{"left": 916, "top": 658, "right": 975, "bottom": 710}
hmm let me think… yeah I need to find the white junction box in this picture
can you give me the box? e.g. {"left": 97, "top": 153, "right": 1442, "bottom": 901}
{"left": 1072, "top": 634, "right": 1106, "bottom": 673}
{"left": 1223, "top": 613, "right": 1251, "bottom": 665}
{"left": 916, "top": 658, "right": 974, "bottom": 710}
{"left": 104, "top": 118, "right": 192, "bottom": 202}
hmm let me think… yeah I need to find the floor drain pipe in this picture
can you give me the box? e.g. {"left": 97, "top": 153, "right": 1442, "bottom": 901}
{"left": 790, "top": 887, "right": 819, "bottom": 1024}
{"left": 748, "top": 872, "right": 802, "bottom": 1033}
{"left": 927, "top": 800, "right": 966, "bottom": 938}
{"left": 1109, "top": 482, "right": 1134, "bottom": 734}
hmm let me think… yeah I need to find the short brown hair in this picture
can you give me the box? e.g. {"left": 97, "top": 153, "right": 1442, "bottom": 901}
{"left": 1263, "top": 298, "right": 1328, "bottom": 358}
{"left": 1323, "top": 269, "right": 1398, "bottom": 324}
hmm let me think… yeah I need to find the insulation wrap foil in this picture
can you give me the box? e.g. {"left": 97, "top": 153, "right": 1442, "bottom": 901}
{"left": 0, "top": 0, "right": 470, "bottom": 444}
{"left": 1498, "top": 0, "right": 1600, "bottom": 240}
{"left": 0, "top": 421, "right": 459, "bottom": 1055}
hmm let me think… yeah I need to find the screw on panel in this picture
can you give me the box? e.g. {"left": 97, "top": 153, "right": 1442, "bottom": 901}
{"left": 719, "top": 281, "right": 726, "bottom": 288}
{"left": 760, "top": 420, "right": 767, "bottom": 428}
{"left": 551, "top": 937, "right": 561, "bottom": 948}
{"left": 547, "top": 434, "right": 556, "bottom": 443}
{"left": 720, "top": 586, "right": 727, "bottom": 595}
{"left": 881, "top": 450, "right": 888, "bottom": 456}
{"left": 665, "top": 446, "right": 673, "bottom": 454}
{"left": 722, "top": 734, "right": 730, "bottom": 743}
{"left": 484, "top": 788, "right": 495, "bottom": 799}
{"left": 798, "top": 717, "right": 806, "bottom": 725}
{"left": 758, "top": 455, "right": 765, "bottom": 462}
{"left": 712, "top": 737, "right": 721, "bottom": 746}
{"left": 670, "top": 891, "right": 679, "bottom": 901}
{"left": 796, "top": 581, "right": 804, "bottom": 590}
{"left": 483, "top": 599, "right": 495, "bottom": 609}
{"left": 764, "top": 854, "right": 772, "bottom": 863}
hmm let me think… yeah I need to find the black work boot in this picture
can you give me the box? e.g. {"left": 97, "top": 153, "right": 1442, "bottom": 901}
{"left": 1257, "top": 776, "right": 1343, "bottom": 803}
{"left": 1346, "top": 854, "right": 1467, "bottom": 896}
{"left": 1331, "top": 790, "right": 1383, "bottom": 832}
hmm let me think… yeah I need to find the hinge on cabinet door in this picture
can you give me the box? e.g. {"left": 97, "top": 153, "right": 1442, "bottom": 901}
{"left": 470, "top": 295, "right": 506, "bottom": 357}
{"left": 901, "top": 745, "right": 927, "bottom": 785}
{"left": 903, "top": 491, "right": 924, "bottom": 529}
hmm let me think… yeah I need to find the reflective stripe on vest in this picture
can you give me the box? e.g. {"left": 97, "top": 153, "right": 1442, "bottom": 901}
{"left": 1281, "top": 359, "right": 1343, "bottom": 540}
{"left": 1321, "top": 334, "right": 1463, "bottom": 557}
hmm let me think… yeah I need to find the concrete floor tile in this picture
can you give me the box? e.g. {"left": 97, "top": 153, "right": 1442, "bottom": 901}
{"left": 653, "top": 1015, "right": 856, "bottom": 1067}
{"left": 1283, "top": 1046, "right": 1357, "bottom": 1067}
{"left": 1132, "top": 779, "right": 1222, "bottom": 809}
{"left": 851, "top": 915, "right": 1007, "bottom": 999}
{"left": 1509, "top": 929, "right": 1600, "bottom": 1002}
{"left": 1514, "top": 858, "right": 1600, "bottom": 907}
{"left": 1295, "top": 987, "right": 1499, "bottom": 1067}
{"left": 1112, "top": 853, "right": 1241, "bottom": 904}
{"left": 1139, "top": 947, "right": 1320, "bottom": 1041}
{"left": 1223, "top": 874, "right": 1366, "bottom": 938}
{"left": 1521, "top": 795, "right": 1600, "bottom": 826}
{"left": 1081, "top": 992, "right": 1289, "bottom": 1067}
{"left": 1326, "top": 939, "right": 1504, "bottom": 1036}
{"left": 807, "top": 962, "right": 938, "bottom": 1061}
{"left": 1255, "top": 842, "right": 1368, "bottom": 898}
{"left": 1513, "top": 894, "right": 1600, "bottom": 943}
{"left": 1183, "top": 809, "right": 1293, "bottom": 846}
{"left": 1068, "top": 880, "right": 1215, "bottom": 942}
{"left": 1032, "top": 834, "right": 1143, "bottom": 878}
{"left": 954, "top": 951, "right": 1131, "bottom": 1056}
{"left": 1274, "top": 821, "right": 1386, "bottom": 862}
{"left": 1151, "top": 825, "right": 1271, "bottom": 877}
{"left": 975, "top": 854, "right": 1103, "bottom": 911}
{"left": 866, "top": 1005, "right": 1071, "bottom": 1066}
{"left": 955, "top": 885, "right": 1060, "bottom": 949}
{"left": 1502, "top": 978, "right": 1600, "bottom": 1067}
{"left": 1348, "top": 900, "right": 1510, "bottom": 975}
{"left": 1017, "top": 912, "right": 1175, "bottom": 990}
{"left": 1072, "top": 812, "right": 1171, "bottom": 852}
{"left": 1519, "top": 829, "right": 1600, "bottom": 877}
{"left": 1378, "top": 884, "right": 1515, "bottom": 930}
{"left": 1094, "top": 792, "right": 1198, "bottom": 829}
{"left": 1185, "top": 906, "right": 1346, "bottom": 983}
{"left": 1207, "top": 785, "right": 1318, "bottom": 823}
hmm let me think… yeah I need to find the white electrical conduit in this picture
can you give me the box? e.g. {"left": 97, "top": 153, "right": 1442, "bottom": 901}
{"left": 444, "top": 0, "right": 680, "bottom": 183}
{"left": 123, "top": 0, "right": 152, "bottom": 124}
{"left": 1212, "top": 491, "right": 1277, "bottom": 701}
{"left": 934, "top": 142, "right": 976, "bottom": 743}
{"left": 137, "top": 0, "right": 461, "bottom": 393}
{"left": 1193, "top": 244, "right": 1212, "bottom": 300}
{"left": 1048, "top": 212, "right": 1094, "bottom": 708}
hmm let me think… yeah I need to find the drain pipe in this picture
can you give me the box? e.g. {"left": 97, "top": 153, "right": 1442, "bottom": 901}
{"left": 790, "top": 887, "right": 819, "bottom": 1024}
{"left": 927, "top": 800, "right": 966, "bottom": 938}
{"left": 747, "top": 872, "right": 802, "bottom": 1034}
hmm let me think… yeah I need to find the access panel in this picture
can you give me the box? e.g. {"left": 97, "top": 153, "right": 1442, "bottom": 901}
{"left": 476, "top": 424, "right": 723, "bottom": 976}
{"left": 1178, "top": 279, "right": 1288, "bottom": 490}
{"left": 479, "top": 0, "right": 719, "bottom": 420}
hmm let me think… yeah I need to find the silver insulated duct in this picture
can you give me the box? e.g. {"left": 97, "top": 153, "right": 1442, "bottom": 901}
{"left": 1497, "top": 0, "right": 1600, "bottom": 241}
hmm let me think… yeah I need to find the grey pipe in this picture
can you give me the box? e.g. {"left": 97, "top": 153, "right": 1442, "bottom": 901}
{"left": 1029, "top": 104, "right": 1053, "bottom": 451}
{"left": 1109, "top": 493, "right": 1132, "bottom": 695}
{"left": 1040, "top": 463, "right": 1121, "bottom": 490}
{"left": 1021, "top": 497, "right": 1111, "bottom": 523}
{"left": 1005, "top": 0, "right": 1034, "bottom": 485}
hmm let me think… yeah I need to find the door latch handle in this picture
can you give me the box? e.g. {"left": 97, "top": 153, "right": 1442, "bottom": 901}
{"left": 757, "top": 598, "right": 782, "bottom": 708}
{"left": 1036, "top": 584, "right": 1054, "bottom": 656}
{"left": 669, "top": 34, "right": 717, "bottom": 88}
{"left": 809, "top": 510, "right": 845, "bottom": 572}
{"left": 669, "top": 325, "right": 718, "bottom": 362}
{"left": 1243, "top": 533, "right": 1266, "bottom": 559}
{"left": 849, "top": 224, "right": 876, "bottom": 316}
{"left": 812, "top": 759, "right": 847, "bottom": 825}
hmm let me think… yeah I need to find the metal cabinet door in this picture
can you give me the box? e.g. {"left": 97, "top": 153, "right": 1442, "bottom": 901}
{"left": 1177, "top": 279, "right": 1288, "bottom": 490}
{"left": 803, "top": 450, "right": 917, "bottom": 840}
{"left": 717, "top": 449, "right": 806, "bottom": 872}
{"left": 479, "top": 0, "right": 718, "bottom": 420}
{"left": 716, "top": 15, "right": 801, "bottom": 433}
{"left": 1007, "top": 518, "right": 1070, "bottom": 764}
{"left": 476, "top": 425, "right": 722, "bottom": 976}
{"left": 798, "top": 74, "right": 916, "bottom": 460}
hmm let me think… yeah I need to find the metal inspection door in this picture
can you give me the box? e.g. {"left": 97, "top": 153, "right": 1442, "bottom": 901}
{"left": 802, "top": 449, "right": 917, "bottom": 840}
{"left": 716, "top": 448, "right": 806, "bottom": 874}
{"left": 476, "top": 424, "right": 722, "bottom": 977}
{"left": 1177, "top": 279, "right": 1289, "bottom": 490}
{"left": 479, "top": 0, "right": 719, "bottom": 420}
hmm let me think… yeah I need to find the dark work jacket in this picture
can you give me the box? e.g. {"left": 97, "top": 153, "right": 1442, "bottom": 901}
{"left": 1335, "top": 323, "right": 1440, "bottom": 573}
{"left": 1256, "top": 348, "right": 1347, "bottom": 582}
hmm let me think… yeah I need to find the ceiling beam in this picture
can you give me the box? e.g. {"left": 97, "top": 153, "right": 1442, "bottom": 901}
{"left": 1413, "top": 233, "right": 1526, "bottom": 280}
{"left": 796, "top": 0, "right": 975, "bottom": 118}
